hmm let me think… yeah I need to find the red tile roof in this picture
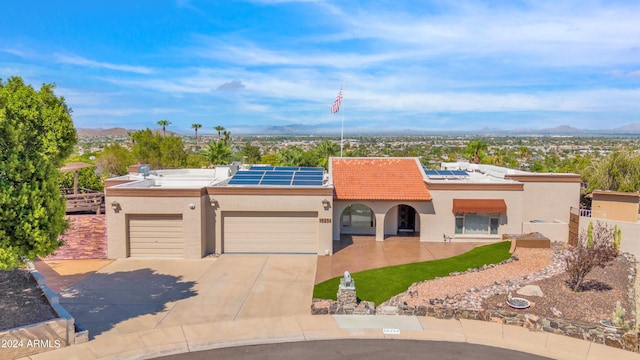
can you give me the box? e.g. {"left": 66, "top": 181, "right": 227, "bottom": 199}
{"left": 331, "top": 158, "right": 432, "bottom": 201}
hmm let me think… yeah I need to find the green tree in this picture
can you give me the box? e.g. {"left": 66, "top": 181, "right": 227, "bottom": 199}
{"left": 241, "top": 143, "right": 262, "bottom": 164}
{"left": 204, "top": 140, "right": 231, "bottom": 165}
{"left": 191, "top": 123, "right": 202, "bottom": 144}
{"left": 131, "top": 129, "right": 187, "bottom": 169}
{"left": 214, "top": 125, "right": 225, "bottom": 141}
{"left": 584, "top": 149, "right": 640, "bottom": 193}
{"left": 59, "top": 166, "right": 104, "bottom": 192}
{"left": 0, "top": 76, "right": 77, "bottom": 269}
{"left": 464, "top": 140, "right": 487, "bottom": 164}
{"left": 95, "top": 143, "right": 134, "bottom": 177}
{"left": 260, "top": 153, "right": 283, "bottom": 166}
{"left": 315, "top": 140, "right": 339, "bottom": 169}
{"left": 131, "top": 129, "right": 162, "bottom": 168}
{"left": 157, "top": 119, "right": 171, "bottom": 137}
{"left": 222, "top": 130, "right": 231, "bottom": 145}
{"left": 160, "top": 136, "right": 188, "bottom": 168}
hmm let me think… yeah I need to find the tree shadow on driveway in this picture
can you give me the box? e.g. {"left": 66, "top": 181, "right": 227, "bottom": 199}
{"left": 59, "top": 268, "right": 197, "bottom": 339}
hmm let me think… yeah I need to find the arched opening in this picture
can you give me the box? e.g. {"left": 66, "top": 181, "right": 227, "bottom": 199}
{"left": 340, "top": 203, "right": 376, "bottom": 235}
{"left": 384, "top": 204, "right": 420, "bottom": 236}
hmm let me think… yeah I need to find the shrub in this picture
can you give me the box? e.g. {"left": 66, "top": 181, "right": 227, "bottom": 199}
{"left": 565, "top": 221, "right": 620, "bottom": 292}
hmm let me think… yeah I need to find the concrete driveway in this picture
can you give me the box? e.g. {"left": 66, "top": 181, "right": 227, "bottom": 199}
{"left": 59, "top": 254, "right": 316, "bottom": 339}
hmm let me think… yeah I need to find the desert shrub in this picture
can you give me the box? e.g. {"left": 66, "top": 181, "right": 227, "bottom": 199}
{"left": 565, "top": 221, "right": 620, "bottom": 292}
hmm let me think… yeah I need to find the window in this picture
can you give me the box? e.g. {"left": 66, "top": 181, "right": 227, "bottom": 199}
{"left": 342, "top": 204, "right": 375, "bottom": 229}
{"left": 454, "top": 213, "right": 499, "bottom": 235}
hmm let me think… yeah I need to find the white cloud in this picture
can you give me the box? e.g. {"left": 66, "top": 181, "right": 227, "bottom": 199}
{"left": 55, "top": 54, "right": 153, "bottom": 74}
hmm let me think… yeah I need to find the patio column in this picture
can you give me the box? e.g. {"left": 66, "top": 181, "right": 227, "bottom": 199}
{"left": 375, "top": 213, "right": 385, "bottom": 241}
{"left": 419, "top": 213, "right": 429, "bottom": 241}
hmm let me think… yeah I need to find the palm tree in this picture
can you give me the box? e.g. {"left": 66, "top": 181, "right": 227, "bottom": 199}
{"left": 191, "top": 123, "right": 202, "bottom": 144}
{"left": 222, "top": 130, "right": 231, "bottom": 145}
{"left": 465, "top": 140, "right": 487, "bottom": 164}
{"left": 214, "top": 125, "right": 225, "bottom": 141}
{"left": 157, "top": 119, "right": 171, "bottom": 137}
{"left": 204, "top": 140, "right": 231, "bottom": 165}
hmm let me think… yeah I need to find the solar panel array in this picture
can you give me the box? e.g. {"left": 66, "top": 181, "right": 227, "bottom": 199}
{"left": 424, "top": 169, "right": 469, "bottom": 177}
{"left": 228, "top": 166, "right": 325, "bottom": 186}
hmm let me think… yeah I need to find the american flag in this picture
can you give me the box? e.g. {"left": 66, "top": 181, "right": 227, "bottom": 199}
{"left": 330, "top": 89, "right": 342, "bottom": 113}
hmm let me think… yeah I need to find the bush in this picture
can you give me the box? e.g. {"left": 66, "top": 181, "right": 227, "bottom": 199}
{"left": 565, "top": 221, "right": 620, "bottom": 292}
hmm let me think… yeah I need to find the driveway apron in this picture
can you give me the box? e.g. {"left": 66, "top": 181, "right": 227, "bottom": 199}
{"left": 58, "top": 255, "right": 316, "bottom": 339}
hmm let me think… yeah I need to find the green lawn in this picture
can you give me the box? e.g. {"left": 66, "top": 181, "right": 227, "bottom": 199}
{"left": 313, "top": 241, "right": 511, "bottom": 305}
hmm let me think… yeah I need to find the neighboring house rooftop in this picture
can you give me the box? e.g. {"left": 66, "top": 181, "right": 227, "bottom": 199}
{"left": 107, "top": 167, "right": 233, "bottom": 189}
{"left": 330, "top": 157, "right": 432, "bottom": 201}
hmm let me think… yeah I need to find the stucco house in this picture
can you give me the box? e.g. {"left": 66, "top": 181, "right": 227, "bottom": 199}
{"left": 104, "top": 157, "right": 580, "bottom": 259}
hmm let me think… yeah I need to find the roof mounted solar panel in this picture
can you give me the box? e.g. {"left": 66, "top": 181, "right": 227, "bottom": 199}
{"left": 249, "top": 166, "right": 274, "bottom": 171}
{"left": 274, "top": 166, "right": 299, "bottom": 171}
{"left": 425, "top": 170, "right": 439, "bottom": 175}
{"left": 299, "top": 167, "right": 323, "bottom": 171}
{"left": 228, "top": 178, "right": 261, "bottom": 185}
{"left": 452, "top": 170, "right": 469, "bottom": 176}
{"left": 292, "top": 180, "right": 323, "bottom": 186}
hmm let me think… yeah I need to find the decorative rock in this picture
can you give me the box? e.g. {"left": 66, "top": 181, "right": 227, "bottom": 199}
{"left": 551, "top": 307, "right": 563, "bottom": 317}
{"left": 516, "top": 285, "right": 544, "bottom": 297}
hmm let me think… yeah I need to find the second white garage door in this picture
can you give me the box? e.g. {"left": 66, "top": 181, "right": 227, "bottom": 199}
{"left": 223, "top": 211, "right": 318, "bottom": 254}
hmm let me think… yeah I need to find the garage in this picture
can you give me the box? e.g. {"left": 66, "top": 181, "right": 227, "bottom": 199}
{"left": 223, "top": 211, "right": 318, "bottom": 254}
{"left": 128, "top": 214, "right": 184, "bottom": 258}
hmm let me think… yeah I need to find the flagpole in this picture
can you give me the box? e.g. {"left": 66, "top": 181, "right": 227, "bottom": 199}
{"left": 340, "top": 81, "right": 344, "bottom": 157}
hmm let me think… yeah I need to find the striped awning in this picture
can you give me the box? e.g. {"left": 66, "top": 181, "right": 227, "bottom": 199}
{"left": 453, "top": 199, "right": 507, "bottom": 213}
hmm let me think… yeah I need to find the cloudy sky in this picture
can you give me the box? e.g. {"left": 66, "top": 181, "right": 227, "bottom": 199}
{"left": 1, "top": 0, "right": 639, "bottom": 134}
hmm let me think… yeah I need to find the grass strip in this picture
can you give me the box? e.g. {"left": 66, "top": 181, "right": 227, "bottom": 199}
{"left": 313, "top": 241, "right": 511, "bottom": 305}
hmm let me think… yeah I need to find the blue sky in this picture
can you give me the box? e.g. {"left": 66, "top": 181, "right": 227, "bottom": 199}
{"left": 1, "top": 0, "right": 639, "bottom": 134}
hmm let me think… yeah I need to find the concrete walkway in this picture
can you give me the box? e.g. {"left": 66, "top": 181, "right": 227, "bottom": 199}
{"left": 19, "top": 315, "right": 640, "bottom": 360}
{"left": 316, "top": 235, "right": 488, "bottom": 283}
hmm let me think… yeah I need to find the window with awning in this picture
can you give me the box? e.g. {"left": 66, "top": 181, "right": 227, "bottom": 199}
{"left": 452, "top": 199, "right": 507, "bottom": 213}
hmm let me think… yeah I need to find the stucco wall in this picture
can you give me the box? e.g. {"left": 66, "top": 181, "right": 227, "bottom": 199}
{"left": 520, "top": 181, "right": 580, "bottom": 223}
{"left": 425, "top": 189, "right": 524, "bottom": 242}
{"left": 106, "top": 195, "right": 207, "bottom": 259}
{"left": 592, "top": 194, "right": 639, "bottom": 223}
{"left": 522, "top": 221, "right": 569, "bottom": 243}
{"left": 211, "top": 193, "right": 333, "bottom": 255}
{"left": 578, "top": 217, "right": 640, "bottom": 258}
{"left": 332, "top": 200, "right": 432, "bottom": 241}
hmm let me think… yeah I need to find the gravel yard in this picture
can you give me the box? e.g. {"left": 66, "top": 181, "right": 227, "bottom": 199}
{"left": 0, "top": 269, "right": 57, "bottom": 331}
{"left": 390, "top": 244, "right": 636, "bottom": 328}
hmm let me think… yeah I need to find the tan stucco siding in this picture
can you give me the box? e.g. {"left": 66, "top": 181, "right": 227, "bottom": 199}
{"left": 425, "top": 189, "right": 525, "bottom": 242}
{"left": 106, "top": 195, "right": 208, "bottom": 259}
{"left": 332, "top": 200, "right": 433, "bottom": 241}
{"left": 592, "top": 192, "right": 639, "bottom": 222}
{"left": 520, "top": 181, "right": 580, "bottom": 223}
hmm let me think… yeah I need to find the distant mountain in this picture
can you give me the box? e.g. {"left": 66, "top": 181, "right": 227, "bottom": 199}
{"left": 543, "top": 125, "right": 582, "bottom": 133}
{"left": 77, "top": 127, "right": 129, "bottom": 137}
{"left": 611, "top": 122, "right": 640, "bottom": 134}
{"left": 263, "top": 124, "right": 324, "bottom": 135}
{"left": 76, "top": 122, "right": 640, "bottom": 137}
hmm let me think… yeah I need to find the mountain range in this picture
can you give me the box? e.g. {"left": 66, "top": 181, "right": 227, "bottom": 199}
{"left": 76, "top": 122, "right": 640, "bottom": 137}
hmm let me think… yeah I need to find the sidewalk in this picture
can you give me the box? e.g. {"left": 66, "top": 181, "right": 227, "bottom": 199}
{"left": 19, "top": 315, "right": 640, "bottom": 360}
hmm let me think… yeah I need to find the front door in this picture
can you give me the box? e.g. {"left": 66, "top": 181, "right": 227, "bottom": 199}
{"left": 397, "top": 205, "right": 416, "bottom": 232}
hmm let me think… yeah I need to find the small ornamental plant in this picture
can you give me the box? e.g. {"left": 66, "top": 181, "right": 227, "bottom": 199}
{"left": 565, "top": 221, "right": 620, "bottom": 292}
{"left": 611, "top": 301, "right": 626, "bottom": 329}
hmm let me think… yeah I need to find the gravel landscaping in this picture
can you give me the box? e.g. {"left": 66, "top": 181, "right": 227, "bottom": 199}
{"left": 0, "top": 268, "right": 57, "bottom": 331}
{"left": 386, "top": 244, "right": 636, "bottom": 329}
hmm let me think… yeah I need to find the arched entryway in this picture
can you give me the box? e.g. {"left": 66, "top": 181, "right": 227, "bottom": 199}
{"left": 340, "top": 203, "right": 376, "bottom": 235}
{"left": 384, "top": 204, "right": 420, "bottom": 236}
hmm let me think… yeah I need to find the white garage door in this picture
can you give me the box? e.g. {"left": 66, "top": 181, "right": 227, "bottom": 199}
{"left": 128, "top": 214, "right": 184, "bottom": 258}
{"left": 223, "top": 212, "right": 318, "bottom": 254}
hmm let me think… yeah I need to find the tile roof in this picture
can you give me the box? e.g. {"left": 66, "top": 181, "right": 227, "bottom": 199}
{"left": 331, "top": 158, "right": 432, "bottom": 201}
